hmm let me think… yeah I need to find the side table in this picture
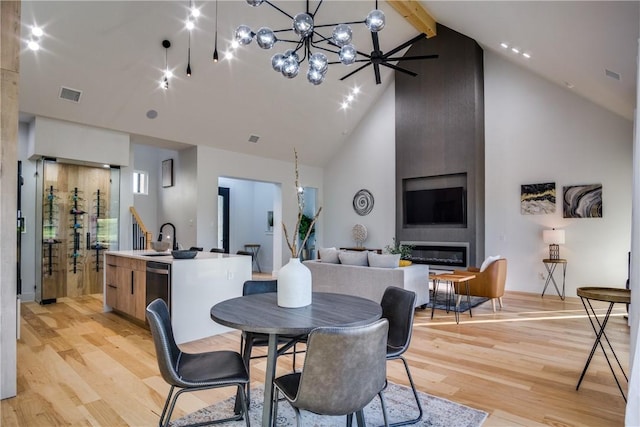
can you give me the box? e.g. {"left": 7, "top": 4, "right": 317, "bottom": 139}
{"left": 575, "top": 286, "right": 630, "bottom": 402}
{"left": 431, "top": 273, "right": 476, "bottom": 324}
{"left": 244, "top": 244, "right": 261, "bottom": 273}
{"left": 542, "top": 258, "right": 567, "bottom": 300}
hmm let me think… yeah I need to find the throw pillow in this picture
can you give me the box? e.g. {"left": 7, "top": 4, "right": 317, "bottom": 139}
{"left": 338, "top": 251, "right": 369, "bottom": 266}
{"left": 368, "top": 252, "right": 400, "bottom": 268}
{"left": 480, "top": 255, "right": 501, "bottom": 272}
{"left": 318, "top": 247, "right": 341, "bottom": 264}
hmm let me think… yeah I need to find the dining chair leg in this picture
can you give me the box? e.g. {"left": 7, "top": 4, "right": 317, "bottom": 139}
{"left": 346, "top": 413, "right": 354, "bottom": 427}
{"left": 158, "top": 385, "right": 175, "bottom": 427}
{"left": 383, "top": 356, "right": 423, "bottom": 427}
{"left": 237, "top": 384, "right": 251, "bottom": 427}
{"left": 378, "top": 391, "right": 390, "bottom": 427}
{"left": 294, "top": 407, "right": 303, "bottom": 427}
{"left": 356, "top": 409, "right": 366, "bottom": 427}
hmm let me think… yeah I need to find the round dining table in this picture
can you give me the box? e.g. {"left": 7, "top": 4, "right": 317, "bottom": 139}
{"left": 211, "top": 292, "right": 382, "bottom": 427}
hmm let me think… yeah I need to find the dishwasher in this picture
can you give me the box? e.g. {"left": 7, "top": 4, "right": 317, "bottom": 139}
{"left": 146, "top": 261, "right": 171, "bottom": 314}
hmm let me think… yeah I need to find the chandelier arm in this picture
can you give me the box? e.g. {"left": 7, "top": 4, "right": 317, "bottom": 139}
{"left": 329, "top": 58, "right": 371, "bottom": 65}
{"left": 384, "top": 54, "right": 439, "bottom": 61}
{"left": 373, "top": 63, "right": 381, "bottom": 84}
{"left": 384, "top": 33, "right": 427, "bottom": 57}
{"left": 264, "top": 0, "right": 295, "bottom": 20}
{"left": 313, "top": 20, "right": 365, "bottom": 29}
{"left": 311, "top": 0, "right": 323, "bottom": 16}
{"left": 309, "top": 42, "right": 342, "bottom": 56}
{"left": 379, "top": 61, "right": 418, "bottom": 77}
{"left": 339, "top": 62, "right": 373, "bottom": 81}
{"left": 371, "top": 32, "right": 381, "bottom": 54}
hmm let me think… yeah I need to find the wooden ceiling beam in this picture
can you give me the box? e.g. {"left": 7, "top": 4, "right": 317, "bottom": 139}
{"left": 387, "top": 0, "right": 437, "bottom": 38}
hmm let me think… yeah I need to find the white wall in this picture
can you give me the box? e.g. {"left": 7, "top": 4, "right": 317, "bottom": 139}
{"left": 484, "top": 51, "right": 634, "bottom": 297}
{"left": 132, "top": 144, "right": 161, "bottom": 239}
{"left": 323, "top": 81, "right": 397, "bottom": 251}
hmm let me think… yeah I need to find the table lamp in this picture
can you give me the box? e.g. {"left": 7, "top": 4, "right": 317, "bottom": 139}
{"left": 543, "top": 228, "right": 565, "bottom": 260}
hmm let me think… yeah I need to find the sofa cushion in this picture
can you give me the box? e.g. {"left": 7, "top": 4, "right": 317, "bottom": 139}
{"left": 368, "top": 252, "right": 400, "bottom": 268}
{"left": 480, "top": 255, "right": 501, "bottom": 272}
{"left": 339, "top": 251, "right": 369, "bottom": 266}
{"left": 318, "top": 247, "right": 341, "bottom": 264}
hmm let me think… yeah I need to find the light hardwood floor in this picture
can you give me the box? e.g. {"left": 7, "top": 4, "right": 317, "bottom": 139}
{"left": 1, "top": 289, "right": 629, "bottom": 426}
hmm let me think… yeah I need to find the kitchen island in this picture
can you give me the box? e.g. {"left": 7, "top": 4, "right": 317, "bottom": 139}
{"left": 104, "top": 250, "right": 252, "bottom": 344}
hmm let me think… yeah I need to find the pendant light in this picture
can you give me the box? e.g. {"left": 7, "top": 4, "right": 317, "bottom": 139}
{"left": 212, "top": 0, "right": 219, "bottom": 62}
{"left": 186, "top": 31, "right": 192, "bottom": 76}
{"left": 161, "top": 39, "right": 171, "bottom": 89}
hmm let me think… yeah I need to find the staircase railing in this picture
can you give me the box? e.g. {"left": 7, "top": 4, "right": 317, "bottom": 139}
{"left": 130, "top": 207, "right": 152, "bottom": 250}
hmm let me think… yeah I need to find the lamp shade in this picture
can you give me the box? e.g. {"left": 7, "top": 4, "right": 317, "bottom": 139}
{"left": 543, "top": 229, "right": 565, "bottom": 245}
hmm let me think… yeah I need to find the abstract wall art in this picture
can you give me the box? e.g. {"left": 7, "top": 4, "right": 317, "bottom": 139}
{"left": 521, "top": 182, "right": 556, "bottom": 215}
{"left": 563, "top": 184, "right": 602, "bottom": 218}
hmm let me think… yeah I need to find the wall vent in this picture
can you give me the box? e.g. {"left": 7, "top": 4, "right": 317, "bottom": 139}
{"left": 605, "top": 69, "right": 621, "bottom": 81}
{"left": 248, "top": 135, "right": 260, "bottom": 143}
{"left": 59, "top": 86, "right": 82, "bottom": 103}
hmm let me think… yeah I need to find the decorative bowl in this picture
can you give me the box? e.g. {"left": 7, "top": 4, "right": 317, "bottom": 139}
{"left": 171, "top": 250, "right": 197, "bottom": 259}
{"left": 151, "top": 241, "right": 170, "bottom": 252}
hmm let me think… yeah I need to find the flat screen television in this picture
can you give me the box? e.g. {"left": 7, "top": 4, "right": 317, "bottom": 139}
{"left": 404, "top": 187, "right": 466, "bottom": 226}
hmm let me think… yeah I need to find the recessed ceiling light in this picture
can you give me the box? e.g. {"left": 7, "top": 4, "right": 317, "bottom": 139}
{"left": 27, "top": 40, "right": 40, "bottom": 51}
{"left": 31, "top": 26, "right": 43, "bottom": 37}
{"left": 564, "top": 81, "right": 575, "bottom": 89}
{"left": 500, "top": 42, "right": 509, "bottom": 49}
{"left": 511, "top": 47, "right": 520, "bottom": 54}
{"left": 522, "top": 53, "right": 531, "bottom": 59}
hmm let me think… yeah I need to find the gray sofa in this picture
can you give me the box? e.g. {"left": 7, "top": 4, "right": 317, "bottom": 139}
{"left": 303, "top": 260, "right": 429, "bottom": 308}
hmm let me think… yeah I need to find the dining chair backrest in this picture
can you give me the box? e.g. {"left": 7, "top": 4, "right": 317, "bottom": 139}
{"left": 210, "top": 248, "right": 225, "bottom": 253}
{"left": 381, "top": 287, "right": 416, "bottom": 357}
{"left": 292, "top": 318, "right": 389, "bottom": 416}
{"left": 243, "top": 279, "right": 277, "bottom": 296}
{"left": 146, "top": 298, "right": 183, "bottom": 386}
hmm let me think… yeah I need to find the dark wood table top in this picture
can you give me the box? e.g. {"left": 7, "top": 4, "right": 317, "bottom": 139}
{"left": 577, "top": 287, "right": 630, "bottom": 304}
{"left": 210, "top": 292, "right": 382, "bottom": 336}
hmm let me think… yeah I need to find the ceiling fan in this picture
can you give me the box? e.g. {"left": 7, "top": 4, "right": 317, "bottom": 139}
{"left": 339, "top": 32, "right": 439, "bottom": 84}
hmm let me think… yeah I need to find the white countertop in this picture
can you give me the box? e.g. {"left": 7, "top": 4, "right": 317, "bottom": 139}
{"left": 105, "top": 250, "right": 245, "bottom": 264}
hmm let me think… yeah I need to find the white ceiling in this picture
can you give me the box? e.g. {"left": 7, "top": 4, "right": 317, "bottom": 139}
{"left": 18, "top": 1, "right": 639, "bottom": 167}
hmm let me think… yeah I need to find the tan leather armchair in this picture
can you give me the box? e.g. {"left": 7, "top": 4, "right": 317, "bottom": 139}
{"left": 454, "top": 258, "right": 507, "bottom": 312}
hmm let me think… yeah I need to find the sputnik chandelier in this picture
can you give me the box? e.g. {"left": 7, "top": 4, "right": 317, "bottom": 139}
{"left": 234, "top": 0, "right": 388, "bottom": 85}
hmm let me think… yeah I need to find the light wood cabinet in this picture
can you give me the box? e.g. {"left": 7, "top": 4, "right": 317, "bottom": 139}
{"left": 105, "top": 255, "right": 147, "bottom": 322}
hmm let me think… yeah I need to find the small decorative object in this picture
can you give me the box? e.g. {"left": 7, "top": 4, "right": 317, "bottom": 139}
{"left": 352, "top": 224, "right": 368, "bottom": 247}
{"left": 521, "top": 182, "right": 556, "bottom": 215}
{"left": 543, "top": 229, "right": 565, "bottom": 260}
{"left": 171, "top": 249, "right": 197, "bottom": 259}
{"left": 385, "top": 238, "right": 414, "bottom": 260}
{"left": 267, "top": 210, "right": 274, "bottom": 232}
{"left": 151, "top": 241, "right": 170, "bottom": 252}
{"left": 280, "top": 149, "right": 322, "bottom": 308}
{"left": 353, "top": 189, "right": 374, "bottom": 216}
{"left": 399, "top": 259, "right": 412, "bottom": 267}
{"left": 563, "top": 184, "right": 602, "bottom": 218}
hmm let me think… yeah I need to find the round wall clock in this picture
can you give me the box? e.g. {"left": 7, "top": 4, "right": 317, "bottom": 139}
{"left": 353, "top": 189, "right": 374, "bottom": 216}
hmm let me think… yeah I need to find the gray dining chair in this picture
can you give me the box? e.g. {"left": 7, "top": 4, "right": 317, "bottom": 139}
{"left": 381, "top": 286, "right": 422, "bottom": 426}
{"left": 145, "top": 299, "right": 250, "bottom": 427}
{"left": 273, "top": 319, "right": 390, "bottom": 427}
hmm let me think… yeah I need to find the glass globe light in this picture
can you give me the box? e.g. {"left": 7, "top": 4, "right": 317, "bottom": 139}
{"left": 293, "top": 13, "right": 314, "bottom": 37}
{"left": 309, "top": 52, "right": 328, "bottom": 73}
{"left": 307, "top": 68, "right": 325, "bottom": 85}
{"left": 366, "top": 9, "right": 385, "bottom": 32}
{"left": 256, "top": 27, "right": 276, "bottom": 49}
{"left": 271, "top": 53, "right": 285, "bottom": 72}
{"left": 339, "top": 44, "right": 357, "bottom": 65}
{"left": 283, "top": 49, "right": 299, "bottom": 63}
{"left": 245, "top": 0, "right": 264, "bottom": 6}
{"left": 332, "top": 24, "right": 352, "bottom": 47}
{"left": 234, "top": 25, "right": 254, "bottom": 45}
{"left": 281, "top": 56, "right": 300, "bottom": 78}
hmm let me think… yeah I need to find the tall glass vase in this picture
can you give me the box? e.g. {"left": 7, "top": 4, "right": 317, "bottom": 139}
{"left": 277, "top": 257, "right": 312, "bottom": 308}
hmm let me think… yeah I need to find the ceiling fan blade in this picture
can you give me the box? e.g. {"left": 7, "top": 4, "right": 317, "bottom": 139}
{"left": 380, "top": 62, "right": 418, "bottom": 77}
{"left": 384, "top": 33, "right": 427, "bottom": 58}
{"left": 373, "top": 63, "right": 381, "bottom": 84}
{"left": 386, "top": 54, "right": 439, "bottom": 61}
{"left": 339, "top": 62, "right": 372, "bottom": 81}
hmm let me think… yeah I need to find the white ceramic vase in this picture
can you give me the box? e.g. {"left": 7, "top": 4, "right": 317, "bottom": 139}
{"left": 277, "top": 257, "right": 312, "bottom": 308}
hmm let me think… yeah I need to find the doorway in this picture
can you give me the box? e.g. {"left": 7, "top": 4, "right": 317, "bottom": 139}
{"left": 218, "top": 187, "right": 229, "bottom": 252}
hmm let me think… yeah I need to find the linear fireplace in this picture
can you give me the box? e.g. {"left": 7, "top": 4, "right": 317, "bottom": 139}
{"left": 403, "top": 242, "right": 468, "bottom": 269}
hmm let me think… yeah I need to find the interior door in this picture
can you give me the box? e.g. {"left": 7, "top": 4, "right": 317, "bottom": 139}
{"left": 218, "top": 187, "right": 230, "bottom": 253}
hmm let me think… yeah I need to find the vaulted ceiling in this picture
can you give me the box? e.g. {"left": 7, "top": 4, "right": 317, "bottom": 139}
{"left": 18, "top": 1, "right": 638, "bottom": 167}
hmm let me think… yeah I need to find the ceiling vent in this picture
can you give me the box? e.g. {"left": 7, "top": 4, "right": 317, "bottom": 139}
{"left": 248, "top": 135, "right": 260, "bottom": 143}
{"left": 59, "top": 86, "right": 82, "bottom": 103}
{"left": 605, "top": 69, "right": 621, "bottom": 81}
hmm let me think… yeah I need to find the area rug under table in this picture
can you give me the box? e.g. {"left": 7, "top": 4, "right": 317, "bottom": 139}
{"left": 426, "top": 290, "right": 489, "bottom": 313}
{"left": 171, "top": 382, "right": 487, "bottom": 427}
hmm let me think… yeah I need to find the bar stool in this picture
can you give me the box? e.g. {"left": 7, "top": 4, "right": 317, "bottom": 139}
{"left": 243, "top": 244, "right": 261, "bottom": 273}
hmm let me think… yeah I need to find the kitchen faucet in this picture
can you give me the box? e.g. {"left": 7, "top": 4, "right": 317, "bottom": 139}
{"left": 158, "top": 223, "right": 178, "bottom": 250}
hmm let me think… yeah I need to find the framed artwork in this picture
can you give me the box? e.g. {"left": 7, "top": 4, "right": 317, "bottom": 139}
{"left": 521, "top": 182, "right": 556, "bottom": 215}
{"left": 267, "top": 210, "right": 274, "bottom": 232}
{"left": 563, "top": 184, "right": 602, "bottom": 218}
{"left": 162, "top": 159, "right": 173, "bottom": 188}
{"left": 353, "top": 189, "right": 374, "bottom": 216}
